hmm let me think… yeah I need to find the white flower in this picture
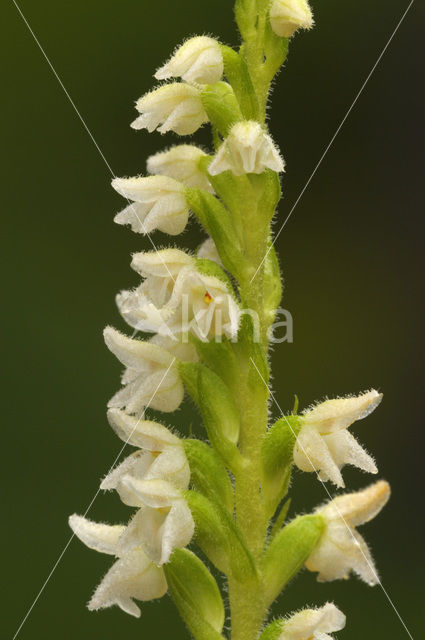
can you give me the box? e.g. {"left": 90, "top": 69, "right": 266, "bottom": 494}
{"left": 117, "top": 478, "right": 195, "bottom": 566}
{"left": 117, "top": 250, "right": 240, "bottom": 340}
{"left": 293, "top": 390, "right": 382, "bottom": 487}
{"left": 197, "top": 237, "right": 223, "bottom": 266}
{"left": 165, "top": 268, "right": 241, "bottom": 340}
{"left": 112, "top": 175, "right": 189, "bottom": 236}
{"left": 306, "top": 480, "right": 391, "bottom": 585}
{"left": 104, "top": 326, "right": 190, "bottom": 415}
{"left": 279, "top": 603, "right": 346, "bottom": 639}
{"left": 269, "top": 0, "right": 314, "bottom": 38}
{"left": 69, "top": 514, "right": 167, "bottom": 617}
{"left": 118, "top": 249, "right": 195, "bottom": 334}
{"left": 155, "top": 36, "right": 223, "bottom": 85}
{"left": 101, "top": 409, "right": 190, "bottom": 504}
{"left": 147, "top": 145, "right": 214, "bottom": 192}
{"left": 131, "top": 83, "right": 208, "bottom": 135}
{"left": 208, "top": 121, "right": 284, "bottom": 176}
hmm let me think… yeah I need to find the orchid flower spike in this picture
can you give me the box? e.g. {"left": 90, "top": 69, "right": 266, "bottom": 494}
{"left": 69, "top": 515, "right": 167, "bottom": 617}
{"left": 269, "top": 0, "right": 314, "bottom": 38}
{"left": 294, "top": 390, "right": 382, "bottom": 487}
{"left": 155, "top": 36, "right": 223, "bottom": 85}
{"left": 208, "top": 121, "right": 284, "bottom": 176}
{"left": 131, "top": 83, "right": 208, "bottom": 135}
{"left": 278, "top": 603, "right": 346, "bottom": 639}
{"left": 306, "top": 480, "right": 391, "bottom": 585}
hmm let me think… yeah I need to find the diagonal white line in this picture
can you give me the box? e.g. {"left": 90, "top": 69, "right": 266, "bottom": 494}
{"left": 250, "top": 356, "right": 414, "bottom": 640}
{"left": 11, "top": 0, "right": 176, "bottom": 283}
{"left": 250, "top": 0, "right": 415, "bottom": 284}
{"left": 12, "top": 358, "right": 177, "bottom": 639}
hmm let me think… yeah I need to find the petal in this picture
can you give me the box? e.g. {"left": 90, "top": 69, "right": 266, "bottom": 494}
{"left": 324, "top": 430, "right": 377, "bottom": 475}
{"left": 107, "top": 408, "right": 180, "bottom": 450}
{"left": 302, "top": 390, "right": 383, "bottom": 434}
{"left": 131, "top": 248, "right": 194, "bottom": 278}
{"left": 104, "top": 326, "right": 173, "bottom": 370}
{"left": 293, "top": 425, "right": 344, "bottom": 487}
{"left": 120, "top": 477, "right": 182, "bottom": 508}
{"left": 88, "top": 548, "right": 167, "bottom": 617}
{"left": 160, "top": 499, "right": 195, "bottom": 564}
{"left": 100, "top": 451, "right": 154, "bottom": 491}
{"left": 69, "top": 514, "right": 125, "bottom": 555}
{"left": 145, "top": 447, "right": 190, "bottom": 490}
{"left": 117, "top": 508, "right": 165, "bottom": 564}
{"left": 324, "top": 480, "right": 390, "bottom": 526}
{"left": 112, "top": 175, "right": 183, "bottom": 203}
{"left": 114, "top": 202, "right": 151, "bottom": 234}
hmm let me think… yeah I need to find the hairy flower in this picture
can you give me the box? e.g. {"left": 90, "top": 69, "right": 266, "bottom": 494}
{"left": 279, "top": 603, "right": 346, "bottom": 639}
{"left": 269, "top": 0, "right": 314, "bottom": 38}
{"left": 69, "top": 515, "right": 167, "bottom": 617}
{"left": 117, "top": 478, "right": 195, "bottom": 566}
{"left": 112, "top": 175, "right": 189, "bottom": 236}
{"left": 147, "top": 144, "right": 214, "bottom": 192}
{"left": 101, "top": 409, "right": 190, "bottom": 504}
{"left": 104, "top": 326, "right": 194, "bottom": 415}
{"left": 131, "top": 83, "right": 208, "bottom": 135}
{"left": 155, "top": 36, "right": 223, "bottom": 85}
{"left": 306, "top": 480, "right": 391, "bottom": 585}
{"left": 293, "top": 390, "right": 381, "bottom": 487}
{"left": 208, "top": 121, "right": 284, "bottom": 176}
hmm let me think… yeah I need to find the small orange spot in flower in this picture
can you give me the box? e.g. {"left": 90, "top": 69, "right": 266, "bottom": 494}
{"left": 204, "top": 291, "right": 213, "bottom": 304}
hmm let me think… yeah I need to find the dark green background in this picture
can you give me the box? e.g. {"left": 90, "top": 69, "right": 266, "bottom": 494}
{"left": 3, "top": 0, "right": 424, "bottom": 638}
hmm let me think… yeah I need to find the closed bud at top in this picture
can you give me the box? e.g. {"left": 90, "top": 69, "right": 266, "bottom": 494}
{"left": 155, "top": 36, "right": 223, "bottom": 85}
{"left": 306, "top": 480, "right": 391, "bottom": 585}
{"left": 132, "top": 83, "right": 208, "bottom": 135}
{"left": 270, "top": 0, "right": 314, "bottom": 38}
{"left": 275, "top": 603, "right": 346, "bottom": 640}
{"left": 208, "top": 121, "right": 284, "bottom": 176}
{"left": 112, "top": 175, "right": 189, "bottom": 236}
{"left": 147, "top": 145, "right": 214, "bottom": 193}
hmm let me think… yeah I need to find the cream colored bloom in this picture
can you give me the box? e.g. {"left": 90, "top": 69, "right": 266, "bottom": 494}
{"left": 270, "top": 0, "right": 314, "bottom": 38}
{"left": 117, "top": 478, "right": 195, "bottom": 565}
{"left": 131, "top": 83, "right": 208, "bottom": 135}
{"left": 294, "top": 390, "right": 381, "bottom": 487}
{"left": 112, "top": 175, "right": 189, "bottom": 236}
{"left": 69, "top": 514, "right": 167, "bottom": 617}
{"left": 101, "top": 409, "right": 190, "bottom": 505}
{"left": 104, "top": 326, "right": 189, "bottom": 415}
{"left": 117, "top": 249, "right": 240, "bottom": 340}
{"left": 155, "top": 36, "right": 223, "bottom": 85}
{"left": 147, "top": 145, "right": 213, "bottom": 192}
{"left": 279, "top": 603, "right": 346, "bottom": 639}
{"left": 197, "top": 237, "right": 223, "bottom": 266}
{"left": 208, "top": 121, "right": 284, "bottom": 176}
{"left": 117, "top": 249, "right": 195, "bottom": 334}
{"left": 306, "top": 480, "right": 391, "bottom": 585}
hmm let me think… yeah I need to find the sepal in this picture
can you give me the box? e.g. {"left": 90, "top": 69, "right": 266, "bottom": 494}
{"left": 164, "top": 549, "right": 225, "bottom": 640}
{"left": 263, "top": 514, "right": 325, "bottom": 606}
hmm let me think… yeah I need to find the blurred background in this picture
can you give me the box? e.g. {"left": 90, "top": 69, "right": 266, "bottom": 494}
{"left": 2, "top": 0, "right": 424, "bottom": 638}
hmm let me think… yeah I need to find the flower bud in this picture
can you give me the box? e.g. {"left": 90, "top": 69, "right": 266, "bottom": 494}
{"left": 306, "top": 480, "right": 391, "bottom": 585}
{"left": 132, "top": 83, "right": 208, "bottom": 135}
{"left": 147, "top": 145, "right": 214, "bottom": 192}
{"left": 208, "top": 121, "right": 284, "bottom": 176}
{"left": 112, "top": 175, "right": 189, "bottom": 236}
{"left": 155, "top": 36, "right": 223, "bottom": 85}
{"left": 269, "top": 0, "right": 314, "bottom": 38}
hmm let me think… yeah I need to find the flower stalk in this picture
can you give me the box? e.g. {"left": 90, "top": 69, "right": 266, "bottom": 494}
{"left": 69, "top": 2, "right": 391, "bottom": 639}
